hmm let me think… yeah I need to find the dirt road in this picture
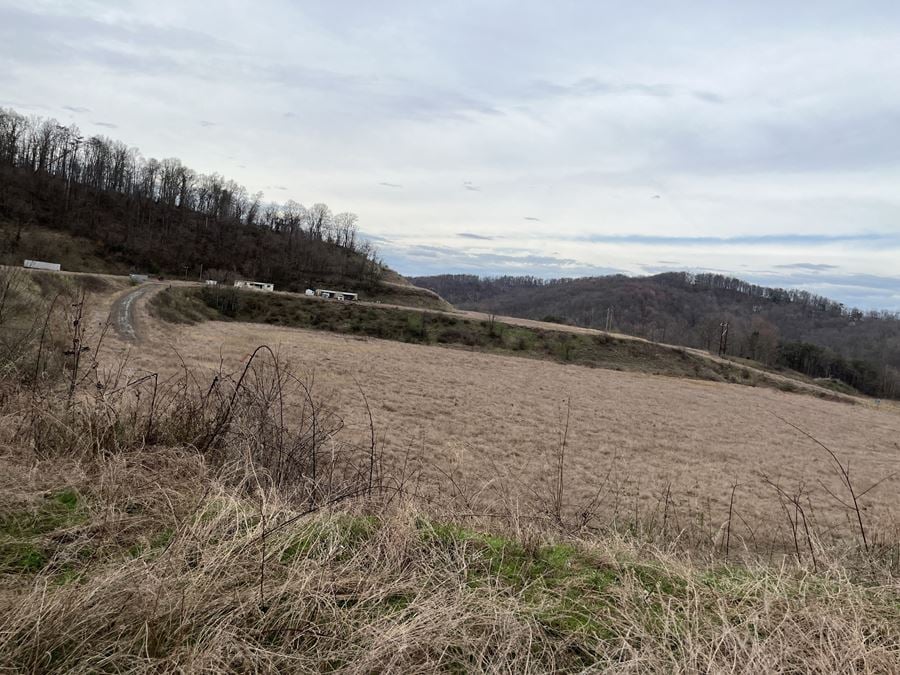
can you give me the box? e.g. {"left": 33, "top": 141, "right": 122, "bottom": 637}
{"left": 109, "top": 283, "right": 159, "bottom": 341}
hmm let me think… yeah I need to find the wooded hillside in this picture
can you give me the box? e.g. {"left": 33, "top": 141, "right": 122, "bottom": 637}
{"left": 0, "top": 107, "right": 382, "bottom": 291}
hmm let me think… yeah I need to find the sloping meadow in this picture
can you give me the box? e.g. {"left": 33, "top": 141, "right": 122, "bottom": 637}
{"left": 1, "top": 274, "right": 899, "bottom": 671}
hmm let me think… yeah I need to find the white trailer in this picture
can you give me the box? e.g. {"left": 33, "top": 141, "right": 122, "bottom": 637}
{"left": 234, "top": 280, "right": 274, "bottom": 292}
{"left": 315, "top": 288, "right": 358, "bottom": 301}
{"left": 24, "top": 260, "right": 61, "bottom": 272}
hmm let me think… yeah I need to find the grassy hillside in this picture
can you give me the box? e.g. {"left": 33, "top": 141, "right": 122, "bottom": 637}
{"left": 149, "top": 285, "right": 849, "bottom": 400}
{"left": 413, "top": 273, "right": 900, "bottom": 398}
{"left": 0, "top": 277, "right": 897, "bottom": 670}
{"left": 365, "top": 279, "right": 452, "bottom": 310}
{"left": 0, "top": 225, "right": 133, "bottom": 276}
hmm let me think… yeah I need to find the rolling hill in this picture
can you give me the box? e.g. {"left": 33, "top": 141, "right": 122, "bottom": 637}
{"left": 0, "top": 106, "right": 442, "bottom": 309}
{"left": 3, "top": 252, "right": 900, "bottom": 672}
{"left": 412, "top": 273, "right": 900, "bottom": 398}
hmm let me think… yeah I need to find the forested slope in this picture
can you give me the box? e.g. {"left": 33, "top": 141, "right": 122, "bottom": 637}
{"left": 0, "top": 107, "right": 381, "bottom": 292}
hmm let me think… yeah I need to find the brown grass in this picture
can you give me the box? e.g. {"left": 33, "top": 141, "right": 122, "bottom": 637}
{"left": 104, "top": 289, "right": 900, "bottom": 553}
{"left": 3, "top": 276, "right": 900, "bottom": 672}
{"left": 2, "top": 448, "right": 900, "bottom": 672}
{"left": 1, "top": 446, "right": 899, "bottom": 672}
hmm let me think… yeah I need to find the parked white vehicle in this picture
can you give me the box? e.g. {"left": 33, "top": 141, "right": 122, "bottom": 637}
{"left": 24, "top": 259, "right": 61, "bottom": 271}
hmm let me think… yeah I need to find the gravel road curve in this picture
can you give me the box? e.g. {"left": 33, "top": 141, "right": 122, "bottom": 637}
{"left": 110, "top": 283, "right": 157, "bottom": 341}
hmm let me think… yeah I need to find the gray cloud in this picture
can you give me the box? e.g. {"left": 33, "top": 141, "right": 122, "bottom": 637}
{"left": 457, "top": 232, "right": 494, "bottom": 240}
{"left": 526, "top": 77, "right": 725, "bottom": 105}
{"left": 381, "top": 241, "right": 625, "bottom": 278}
{"left": 63, "top": 105, "right": 90, "bottom": 113}
{"left": 691, "top": 90, "right": 725, "bottom": 104}
{"left": 570, "top": 233, "right": 899, "bottom": 247}
{"left": 0, "top": 5, "right": 227, "bottom": 78}
{"left": 378, "top": 182, "right": 403, "bottom": 188}
{"left": 92, "top": 121, "right": 117, "bottom": 129}
{"left": 358, "top": 231, "right": 394, "bottom": 244}
{"left": 774, "top": 262, "right": 840, "bottom": 271}
{"left": 259, "top": 63, "right": 501, "bottom": 122}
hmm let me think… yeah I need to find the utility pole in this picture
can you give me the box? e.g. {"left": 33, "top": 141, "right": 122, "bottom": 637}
{"left": 605, "top": 307, "right": 612, "bottom": 332}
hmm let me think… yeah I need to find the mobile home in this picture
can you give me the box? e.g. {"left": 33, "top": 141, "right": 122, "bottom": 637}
{"left": 234, "top": 280, "right": 274, "bottom": 292}
{"left": 314, "top": 288, "right": 358, "bottom": 301}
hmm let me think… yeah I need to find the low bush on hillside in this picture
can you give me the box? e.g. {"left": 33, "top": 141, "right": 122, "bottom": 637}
{"left": 150, "top": 284, "right": 220, "bottom": 324}
{"left": 815, "top": 376, "right": 862, "bottom": 396}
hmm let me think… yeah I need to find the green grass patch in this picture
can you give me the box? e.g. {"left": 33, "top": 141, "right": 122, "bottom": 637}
{"left": 416, "top": 519, "right": 697, "bottom": 651}
{"left": 0, "top": 489, "right": 85, "bottom": 574}
{"left": 281, "top": 515, "right": 380, "bottom": 563}
{"left": 1, "top": 542, "right": 47, "bottom": 573}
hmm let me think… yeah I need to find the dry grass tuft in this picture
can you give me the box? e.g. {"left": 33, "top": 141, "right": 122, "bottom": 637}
{"left": 1, "top": 451, "right": 899, "bottom": 672}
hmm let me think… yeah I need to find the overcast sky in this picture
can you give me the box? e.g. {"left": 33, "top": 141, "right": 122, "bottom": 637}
{"left": 3, "top": 1, "right": 900, "bottom": 309}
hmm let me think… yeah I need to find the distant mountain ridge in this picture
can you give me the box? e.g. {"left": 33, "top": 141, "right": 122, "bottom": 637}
{"left": 412, "top": 272, "right": 900, "bottom": 398}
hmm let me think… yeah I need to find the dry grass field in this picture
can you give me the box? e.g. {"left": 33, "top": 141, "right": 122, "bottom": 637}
{"left": 106, "top": 283, "right": 900, "bottom": 550}
{"left": 4, "top": 270, "right": 900, "bottom": 671}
